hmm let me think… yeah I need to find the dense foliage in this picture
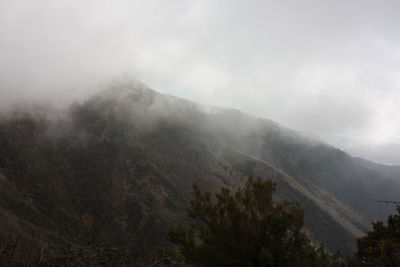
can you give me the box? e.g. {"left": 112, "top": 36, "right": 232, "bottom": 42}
{"left": 353, "top": 205, "right": 400, "bottom": 266}
{"left": 166, "top": 177, "right": 342, "bottom": 267}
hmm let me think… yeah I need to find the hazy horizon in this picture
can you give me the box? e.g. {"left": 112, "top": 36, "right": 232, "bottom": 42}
{"left": 1, "top": 0, "right": 399, "bottom": 144}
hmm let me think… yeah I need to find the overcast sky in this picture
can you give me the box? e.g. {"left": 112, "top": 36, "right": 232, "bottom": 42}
{"left": 1, "top": 0, "right": 400, "bottom": 144}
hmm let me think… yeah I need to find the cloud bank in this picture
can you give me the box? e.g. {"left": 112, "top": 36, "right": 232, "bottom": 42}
{"left": 1, "top": 0, "right": 399, "bottom": 143}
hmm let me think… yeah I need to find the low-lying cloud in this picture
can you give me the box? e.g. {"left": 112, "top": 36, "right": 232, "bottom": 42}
{"left": 1, "top": 0, "right": 399, "bottom": 143}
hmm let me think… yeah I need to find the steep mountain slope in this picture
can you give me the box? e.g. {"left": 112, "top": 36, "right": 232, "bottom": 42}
{"left": 321, "top": 133, "right": 400, "bottom": 165}
{"left": 353, "top": 157, "right": 400, "bottom": 184}
{"left": 0, "top": 83, "right": 399, "bottom": 262}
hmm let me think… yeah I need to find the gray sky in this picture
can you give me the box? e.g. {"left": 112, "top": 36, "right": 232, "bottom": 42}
{"left": 1, "top": 0, "right": 400, "bottom": 144}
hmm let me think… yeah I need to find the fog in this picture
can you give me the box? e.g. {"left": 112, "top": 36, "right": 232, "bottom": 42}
{"left": 1, "top": 0, "right": 399, "bottom": 144}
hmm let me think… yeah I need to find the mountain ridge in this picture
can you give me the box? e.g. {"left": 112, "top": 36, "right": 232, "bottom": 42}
{"left": 0, "top": 83, "right": 399, "bottom": 262}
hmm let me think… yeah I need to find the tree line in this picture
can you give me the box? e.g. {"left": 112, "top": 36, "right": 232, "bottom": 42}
{"left": 164, "top": 177, "right": 400, "bottom": 267}
{"left": 2, "top": 176, "right": 399, "bottom": 266}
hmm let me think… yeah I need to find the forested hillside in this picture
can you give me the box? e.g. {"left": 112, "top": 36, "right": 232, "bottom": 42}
{"left": 1, "top": 83, "right": 399, "bottom": 263}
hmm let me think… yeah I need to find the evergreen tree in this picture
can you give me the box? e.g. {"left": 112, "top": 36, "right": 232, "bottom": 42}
{"left": 166, "top": 177, "right": 341, "bottom": 267}
{"left": 354, "top": 205, "right": 400, "bottom": 266}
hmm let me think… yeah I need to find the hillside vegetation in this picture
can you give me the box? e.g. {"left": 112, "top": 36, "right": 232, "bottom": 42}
{"left": 0, "top": 82, "right": 399, "bottom": 264}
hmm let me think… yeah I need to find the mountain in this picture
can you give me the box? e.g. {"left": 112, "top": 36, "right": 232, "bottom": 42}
{"left": 352, "top": 157, "right": 400, "bottom": 185}
{"left": 1, "top": 82, "right": 399, "bottom": 263}
{"left": 320, "top": 133, "right": 400, "bottom": 166}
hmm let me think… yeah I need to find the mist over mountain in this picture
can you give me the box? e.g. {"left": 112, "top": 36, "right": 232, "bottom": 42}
{"left": 320, "top": 133, "right": 400, "bottom": 166}
{"left": 2, "top": 1, "right": 400, "bottom": 265}
{"left": 1, "top": 82, "right": 399, "bottom": 263}
{"left": 2, "top": 1, "right": 400, "bottom": 145}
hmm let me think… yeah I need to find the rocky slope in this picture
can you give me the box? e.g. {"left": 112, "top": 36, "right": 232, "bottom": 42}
{"left": 1, "top": 82, "right": 399, "bottom": 262}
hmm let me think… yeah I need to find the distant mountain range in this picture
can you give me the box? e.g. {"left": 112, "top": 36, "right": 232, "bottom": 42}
{"left": 1, "top": 82, "right": 399, "bottom": 263}
{"left": 320, "top": 134, "right": 400, "bottom": 166}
